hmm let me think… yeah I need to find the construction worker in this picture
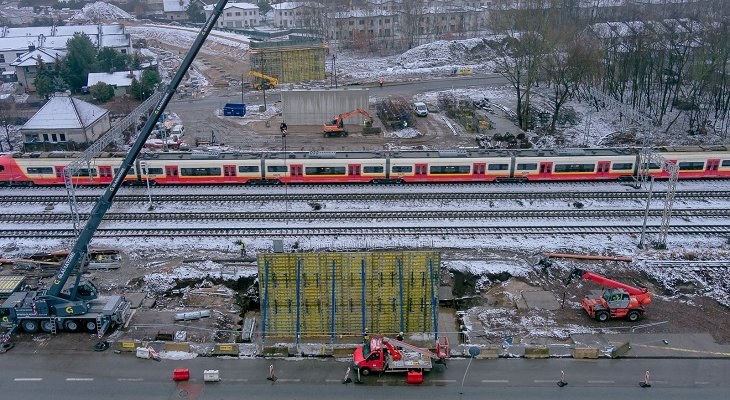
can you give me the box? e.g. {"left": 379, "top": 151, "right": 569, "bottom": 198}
{"left": 396, "top": 332, "right": 404, "bottom": 341}
{"left": 363, "top": 328, "right": 369, "bottom": 344}
{"left": 378, "top": 77, "right": 384, "bottom": 87}
{"left": 240, "top": 241, "right": 246, "bottom": 257}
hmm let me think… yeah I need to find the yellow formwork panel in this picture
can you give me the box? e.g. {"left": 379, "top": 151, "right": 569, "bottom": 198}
{"left": 259, "top": 251, "right": 439, "bottom": 341}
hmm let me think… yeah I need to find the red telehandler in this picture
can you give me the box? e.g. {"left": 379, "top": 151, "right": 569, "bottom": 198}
{"left": 563, "top": 268, "right": 652, "bottom": 322}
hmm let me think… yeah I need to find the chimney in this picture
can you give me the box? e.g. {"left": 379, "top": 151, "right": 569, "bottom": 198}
{"left": 28, "top": 44, "right": 36, "bottom": 52}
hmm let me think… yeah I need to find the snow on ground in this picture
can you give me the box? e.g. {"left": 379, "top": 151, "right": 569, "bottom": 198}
{"left": 159, "top": 350, "right": 198, "bottom": 360}
{"left": 143, "top": 260, "right": 257, "bottom": 293}
{"left": 444, "top": 259, "right": 532, "bottom": 278}
{"left": 383, "top": 127, "right": 421, "bottom": 138}
{"left": 127, "top": 25, "right": 249, "bottom": 50}
{"left": 70, "top": 1, "right": 133, "bottom": 23}
{"left": 473, "top": 307, "right": 600, "bottom": 340}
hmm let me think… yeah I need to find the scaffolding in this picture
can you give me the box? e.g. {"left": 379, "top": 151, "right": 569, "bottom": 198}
{"left": 258, "top": 251, "right": 440, "bottom": 345}
{"left": 249, "top": 38, "right": 326, "bottom": 84}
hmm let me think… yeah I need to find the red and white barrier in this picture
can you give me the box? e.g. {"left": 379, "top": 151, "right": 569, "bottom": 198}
{"left": 267, "top": 364, "right": 277, "bottom": 382}
{"left": 557, "top": 370, "right": 568, "bottom": 387}
{"left": 640, "top": 370, "right": 651, "bottom": 388}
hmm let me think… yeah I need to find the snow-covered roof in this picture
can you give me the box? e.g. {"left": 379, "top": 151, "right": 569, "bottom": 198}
{"left": 42, "top": 35, "right": 100, "bottom": 50}
{"left": 100, "top": 34, "right": 131, "bottom": 48}
{"left": 54, "top": 25, "right": 100, "bottom": 36}
{"left": 10, "top": 48, "right": 66, "bottom": 67}
{"left": 204, "top": 2, "right": 258, "bottom": 11}
{"left": 87, "top": 70, "right": 143, "bottom": 87}
{"left": 272, "top": 2, "right": 321, "bottom": 10}
{"left": 0, "top": 37, "right": 41, "bottom": 52}
{"left": 0, "top": 24, "right": 128, "bottom": 53}
{"left": 4, "top": 26, "right": 53, "bottom": 38}
{"left": 164, "top": 0, "right": 190, "bottom": 13}
{"left": 22, "top": 94, "right": 108, "bottom": 130}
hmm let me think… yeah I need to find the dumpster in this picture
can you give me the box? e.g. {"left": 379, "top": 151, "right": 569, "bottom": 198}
{"left": 223, "top": 103, "right": 246, "bottom": 117}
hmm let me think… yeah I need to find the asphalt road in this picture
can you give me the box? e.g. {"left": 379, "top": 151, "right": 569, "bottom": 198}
{"left": 1, "top": 347, "right": 728, "bottom": 399}
{"left": 166, "top": 74, "right": 510, "bottom": 114}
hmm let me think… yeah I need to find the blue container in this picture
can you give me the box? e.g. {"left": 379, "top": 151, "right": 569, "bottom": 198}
{"left": 223, "top": 103, "right": 246, "bottom": 117}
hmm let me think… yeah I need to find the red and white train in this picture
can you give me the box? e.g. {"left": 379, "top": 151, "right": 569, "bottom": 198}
{"left": 1, "top": 146, "right": 729, "bottom": 186}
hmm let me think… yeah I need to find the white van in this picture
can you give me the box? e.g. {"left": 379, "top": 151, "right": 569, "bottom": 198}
{"left": 171, "top": 124, "right": 185, "bottom": 138}
{"left": 413, "top": 102, "right": 428, "bottom": 117}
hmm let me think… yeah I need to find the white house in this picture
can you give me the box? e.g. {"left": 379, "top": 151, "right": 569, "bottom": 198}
{"left": 272, "top": 2, "right": 324, "bottom": 29}
{"left": 10, "top": 48, "right": 66, "bottom": 92}
{"left": 204, "top": 2, "right": 259, "bottom": 29}
{"left": 87, "top": 70, "right": 144, "bottom": 96}
{"left": 163, "top": 0, "right": 191, "bottom": 21}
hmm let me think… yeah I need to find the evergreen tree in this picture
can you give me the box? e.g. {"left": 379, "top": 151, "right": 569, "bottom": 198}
{"left": 97, "top": 47, "right": 129, "bottom": 73}
{"left": 186, "top": 1, "right": 206, "bottom": 23}
{"left": 64, "top": 34, "right": 98, "bottom": 92}
{"left": 90, "top": 82, "right": 115, "bottom": 102}
{"left": 129, "top": 77, "right": 144, "bottom": 100}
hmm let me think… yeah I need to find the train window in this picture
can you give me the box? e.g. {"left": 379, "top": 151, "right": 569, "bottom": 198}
{"left": 26, "top": 167, "right": 54, "bottom": 174}
{"left": 143, "top": 168, "right": 163, "bottom": 175}
{"left": 429, "top": 165, "right": 470, "bottom": 174}
{"left": 641, "top": 163, "right": 661, "bottom": 170}
{"left": 305, "top": 166, "right": 346, "bottom": 175}
{"left": 238, "top": 165, "right": 260, "bottom": 173}
{"left": 363, "top": 166, "right": 384, "bottom": 174}
{"left": 487, "top": 164, "right": 509, "bottom": 171}
{"left": 392, "top": 166, "right": 413, "bottom": 173}
{"left": 553, "top": 164, "right": 595, "bottom": 173}
{"left": 612, "top": 163, "right": 633, "bottom": 171}
{"left": 516, "top": 163, "right": 537, "bottom": 170}
{"left": 722, "top": 160, "right": 730, "bottom": 167}
{"left": 0, "top": 165, "right": 3, "bottom": 172}
{"left": 71, "top": 168, "right": 97, "bottom": 177}
{"left": 267, "top": 165, "right": 287, "bottom": 173}
{"left": 180, "top": 167, "right": 222, "bottom": 176}
{"left": 678, "top": 162, "right": 705, "bottom": 171}
{"left": 113, "top": 168, "right": 136, "bottom": 176}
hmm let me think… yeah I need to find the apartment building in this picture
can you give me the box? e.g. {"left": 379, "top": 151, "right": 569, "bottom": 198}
{"left": 204, "top": 2, "right": 259, "bottom": 29}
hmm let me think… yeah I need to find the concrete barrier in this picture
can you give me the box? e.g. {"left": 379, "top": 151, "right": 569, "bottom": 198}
{"left": 164, "top": 342, "right": 191, "bottom": 352}
{"left": 116, "top": 341, "right": 140, "bottom": 352}
{"left": 572, "top": 347, "right": 600, "bottom": 359}
{"left": 262, "top": 346, "right": 290, "bottom": 357}
{"left": 475, "top": 346, "right": 501, "bottom": 359}
{"left": 609, "top": 342, "right": 631, "bottom": 358}
{"left": 523, "top": 346, "right": 550, "bottom": 359}
{"left": 213, "top": 344, "right": 239, "bottom": 356}
{"left": 333, "top": 347, "right": 357, "bottom": 358}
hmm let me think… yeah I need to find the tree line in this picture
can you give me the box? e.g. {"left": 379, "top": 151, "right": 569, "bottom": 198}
{"left": 490, "top": 0, "right": 730, "bottom": 141}
{"left": 34, "top": 33, "right": 159, "bottom": 103}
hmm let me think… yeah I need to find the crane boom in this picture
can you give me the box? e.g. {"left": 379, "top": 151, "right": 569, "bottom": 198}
{"left": 564, "top": 268, "right": 648, "bottom": 296}
{"left": 46, "top": 0, "right": 230, "bottom": 298}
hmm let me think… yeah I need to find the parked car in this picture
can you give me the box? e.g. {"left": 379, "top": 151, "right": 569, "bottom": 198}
{"left": 413, "top": 102, "right": 428, "bottom": 117}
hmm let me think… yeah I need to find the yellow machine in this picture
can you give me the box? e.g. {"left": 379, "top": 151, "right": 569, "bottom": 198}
{"left": 248, "top": 71, "right": 279, "bottom": 90}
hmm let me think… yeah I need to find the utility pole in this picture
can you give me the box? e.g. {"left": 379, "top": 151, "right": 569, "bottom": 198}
{"left": 241, "top": 71, "right": 245, "bottom": 106}
{"left": 3, "top": 120, "right": 10, "bottom": 151}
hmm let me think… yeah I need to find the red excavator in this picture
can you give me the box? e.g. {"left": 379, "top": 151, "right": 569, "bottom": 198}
{"left": 563, "top": 268, "right": 652, "bottom": 322}
{"left": 323, "top": 108, "right": 374, "bottom": 137}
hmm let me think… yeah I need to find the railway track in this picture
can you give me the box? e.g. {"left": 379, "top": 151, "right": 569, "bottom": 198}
{"left": 0, "top": 225, "right": 728, "bottom": 238}
{"left": 2, "top": 208, "right": 730, "bottom": 223}
{"left": 0, "top": 190, "right": 729, "bottom": 204}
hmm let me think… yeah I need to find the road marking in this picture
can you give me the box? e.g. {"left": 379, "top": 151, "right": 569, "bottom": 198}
{"left": 431, "top": 379, "right": 457, "bottom": 383}
{"left": 117, "top": 378, "right": 144, "bottom": 382}
{"left": 325, "top": 379, "right": 341, "bottom": 382}
{"left": 482, "top": 379, "right": 509, "bottom": 383}
{"left": 633, "top": 344, "right": 730, "bottom": 357}
{"left": 533, "top": 380, "right": 554, "bottom": 383}
{"left": 276, "top": 379, "right": 301, "bottom": 383}
{"left": 14, "top": 378, "right": 43, "bottom": 381}
{"left": 653, "top": 380, "right": 668, "bottom": 384}
{"left": 695, "top": 381, "right": 710, "bottom": 385}
{"left": 230, "top": 378, "right": 248, "bottom": 382}
{"left": 587, "top": 380, "right": 615, "bottom": 384}
{"left": 66, "top": 378, "right": 94, "bottom": 381}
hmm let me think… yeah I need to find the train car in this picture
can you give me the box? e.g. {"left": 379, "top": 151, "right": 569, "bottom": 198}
{"left": 513, "top": 148, "right": 639, "bottom": 181}
{"left": 657, "top": 146, "right": 730, "bottom": 179}
{"left": 0, "top": 152, "right": 136, "bottom": 186}
{"left": 263, "top": 151, "right": 388, "bottom": 184}
{"left": 387, "top": 150, "right": 513, "bottom": 183}
{"left": 137, "top": 152, "right": 264, "bottom": 184}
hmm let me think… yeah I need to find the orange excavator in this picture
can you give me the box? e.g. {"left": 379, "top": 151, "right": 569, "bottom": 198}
{"left": 323, "top": 108, "right": 374, "bottom": 137}
{"left": 564, "top": 268, "right": 652, "bottom": 322}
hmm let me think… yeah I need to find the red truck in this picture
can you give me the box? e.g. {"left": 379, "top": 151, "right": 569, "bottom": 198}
{"left": 353, "top": 335, "right": 449, "bottom": 379}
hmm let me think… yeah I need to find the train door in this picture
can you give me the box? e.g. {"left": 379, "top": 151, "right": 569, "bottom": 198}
{"left": 348, "top": 164, "right": 361, "bottom": 181}
{"left": 54, "top": 166, "right": 65, "bottom": 184}
{"left": 472, "top": 162, "right": 486, "bottom": 181}
{"left": 706, "top": 159, "right": 720, "bottom": 176}
{"left": 597, "top": 161, "right": 610, "bottom": 178}
{"left": 165, "top": 165, "right": 179, "bottom": 183}
{"left": 98, "top": 166, "right": 113, "bottom": 183}
{"left": 538, "top": 162, "right": 552, "bottom": 179}
{"left": 223, "top": 165, "right": 237, "bottom": 181}
{"left": 289, "top": 164, "right": 303, "bottom": 183}
{"left": 415, "top": 163, "right": 428, "bottom": 181}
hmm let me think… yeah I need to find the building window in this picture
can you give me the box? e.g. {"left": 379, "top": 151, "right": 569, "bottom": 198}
{"left": 236, "top": 12, "right": 240, "bottom": 16}
{"left": 59, "top": 134, "right": 66, "bottom": 141}
{"left": 349, "top": 20, "right": 354, "bottom": 25}
{"left": 385, "top": 19, "right": 390, "bottom": 23}
{"left": 52, "top": 133, "right": 57, "bottom": 142}
{"left": 16, "top": 52, "right": 23, "bottom": 58}
{"left": 0, "top": 54, "right": 4, "bottom": 63}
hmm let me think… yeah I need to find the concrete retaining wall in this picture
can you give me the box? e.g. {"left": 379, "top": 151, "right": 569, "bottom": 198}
{"left": 610, "top": 342, "right": 631, "bottom": 358}
{"left": 262, "top": 346, "right": 291, "bottom": 357}
{"left": 523, "top": 346, "right": 550, "bottom": 359}
{"left": 213, "top": 344, "right": 240, "bottom": 356}
{"left": 164, "top": 342, "right": 191, "bottom": 352}
{"left": 281, "top": 88, "right": 370, "bottom": 125}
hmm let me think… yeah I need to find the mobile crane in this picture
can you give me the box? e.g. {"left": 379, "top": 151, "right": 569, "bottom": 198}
{"left": 323, "top": 108, "right": 374, "bottom": 137}
{"left": 353, "top": 335, "right": 449, "bottom": 378}
{"left": 563, "top": 268, "right": 652, "bottom": 322}
{"left": 0, "top": 0, "right": 230, "bottom": 342}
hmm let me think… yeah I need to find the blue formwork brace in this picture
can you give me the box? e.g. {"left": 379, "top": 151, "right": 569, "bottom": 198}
{"left": 361, "top": 257, "right": 367, "bottom": 339}
{"left": 295, "top": 258, "right": 301, "bottom": 345}
{"left": 398, "top": 258, "right": 405, "bottom": 335}
{"left": 429, "top": 257, "right": 438, "bottom": 340}
{"left": 330, "top": 259, "right": 336, "bottom": 342}
{"left": 262, "top": 260, "right": 270, "bottom": 346}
